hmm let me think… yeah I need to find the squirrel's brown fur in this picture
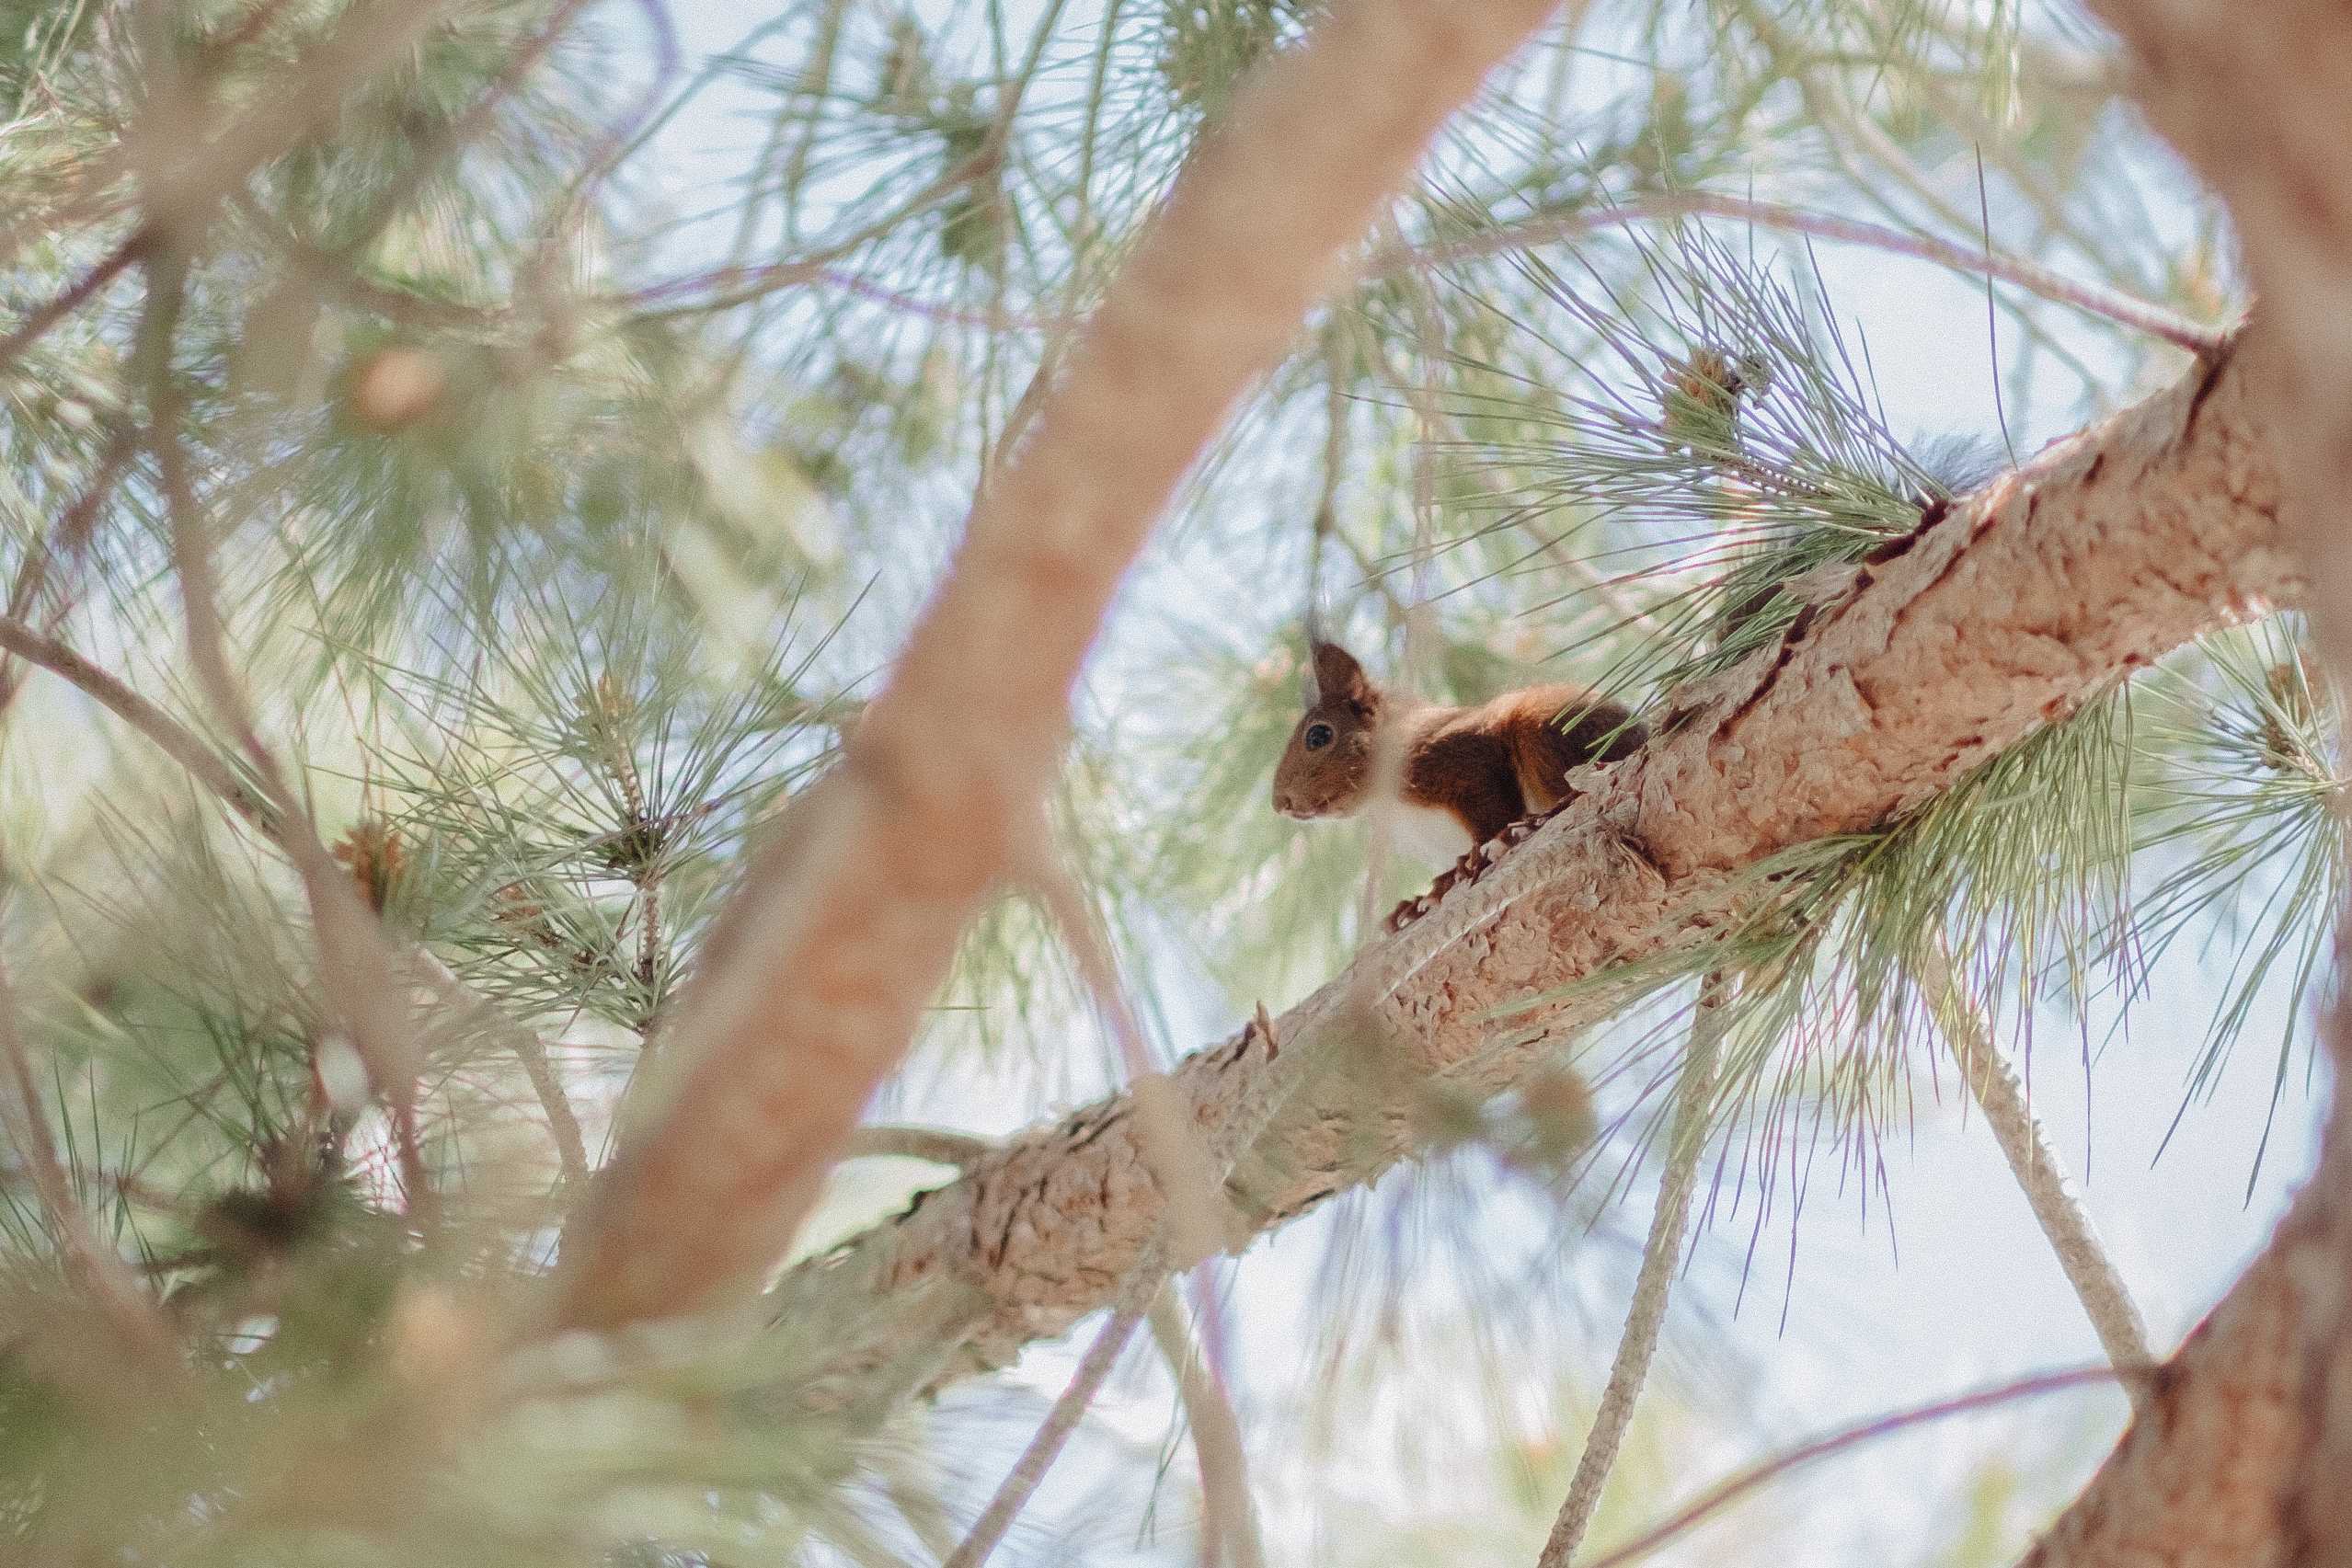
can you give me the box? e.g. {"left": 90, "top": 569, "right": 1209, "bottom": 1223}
{"left": 1270, "top": 639, "right": 1644, "bottom": 852}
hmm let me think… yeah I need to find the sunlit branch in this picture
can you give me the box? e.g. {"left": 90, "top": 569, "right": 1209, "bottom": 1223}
{"left": 1537, "top": 973, "right": 1729, "bottom": 1568}
{"left": 1916, "top": 941, "right": 2153, "bottom": 1394}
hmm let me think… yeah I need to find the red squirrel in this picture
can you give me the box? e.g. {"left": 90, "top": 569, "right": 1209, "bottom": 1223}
{"left": 1271, "top": 639, "right": 1645, "bottom": 878}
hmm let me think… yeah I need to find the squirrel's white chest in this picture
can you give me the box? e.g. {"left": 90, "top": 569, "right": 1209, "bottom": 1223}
{"left": 1369, "top": 798, "right": 1474, "bottom": 865}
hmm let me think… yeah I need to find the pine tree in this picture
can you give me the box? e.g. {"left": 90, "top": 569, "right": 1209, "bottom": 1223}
{"left": 0, "top": 0, "right": 2334, "bottom": 1563}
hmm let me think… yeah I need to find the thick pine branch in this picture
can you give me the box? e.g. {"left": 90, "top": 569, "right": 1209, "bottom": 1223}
{"left": 774, "top": 337, "right": 2293, "bottom": 1396}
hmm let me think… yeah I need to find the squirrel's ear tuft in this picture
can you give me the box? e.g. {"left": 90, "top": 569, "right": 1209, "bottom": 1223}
{"left": 1311, "top": 640, "right": 1372, "bottom": 707}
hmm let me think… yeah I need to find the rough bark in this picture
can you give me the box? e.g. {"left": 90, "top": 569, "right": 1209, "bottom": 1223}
{"left": 2019, "top": 1247, "right": 2307, "bottom": 1567}
{"left": 774, "top": 338, "right": 2294, "bottom": 1395}
{"left": 549, "top": 0, "right": 1569, "bottom": 1332}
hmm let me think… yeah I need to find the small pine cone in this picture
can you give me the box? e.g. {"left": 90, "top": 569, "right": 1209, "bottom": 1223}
{"left": 329, "top": 819, "right": 407, "bottom": 913}
{"left": 2260, "top": 653, "right": 2324, "bottom": 773}
{"left": 590, "top": 671, "right": 631, "bottom": 732}
{"left": 492, "top": 882, "right": 563, "bottom": 950}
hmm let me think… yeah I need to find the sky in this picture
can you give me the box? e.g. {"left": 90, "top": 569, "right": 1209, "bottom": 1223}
{"left": 623, "top": 2, "right": 2317, "bottom": 1562}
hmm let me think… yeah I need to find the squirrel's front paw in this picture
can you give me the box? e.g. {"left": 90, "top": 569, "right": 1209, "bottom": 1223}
{"left": 1383, "top": 814, "right": 1559, "bottom": 933}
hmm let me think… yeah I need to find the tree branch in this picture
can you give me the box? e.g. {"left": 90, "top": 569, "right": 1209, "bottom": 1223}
{"left": 2017, "top": 1242, "right": 2306, "bottom": 1565}
{"left": 945, "top": 1255, "right": 1165, "bottom": 1568}
{"left": 1590, "top": 1367, "right": 2128, "bottom": 1568}
{"left": 1918, "top": 941, "right": 2152, "bottom": 1395}
{"left": 1538, "top": 973, "right": 1729, "bottom": 1568}
{"left": 771, "top": 335, "right": 2293, "bottom": 1402}
{"left": 1397, "top": 192, "right": 2226, "bottom": 355}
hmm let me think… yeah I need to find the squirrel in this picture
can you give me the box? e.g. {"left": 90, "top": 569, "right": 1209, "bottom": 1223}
{"left": 1271, "top": 639, "right": 1645, "bottom": 923}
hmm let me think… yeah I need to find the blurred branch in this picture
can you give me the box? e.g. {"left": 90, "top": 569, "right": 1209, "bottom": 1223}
{"left": 1149, "top": 1284, "right": 1267, "bottom": 1568}
{"left": 0, "top": 954, "right": 182, "bottom": 1378}
{"left": 6, "top": 0, "right": 458, "bottom": 283}
{"left": 0, "top": 423, "right": 140, "bottom": 720}
{"left": 0, "top": 615, "right": 271, "bottom": 830}
{"left": 549, "top": 0, "right": 1578, "bottom": 1334}
{"left": 0, "top": 235, "right": 143, "bottom": 377}
{"left": 411, "top": 954, "right": 588, "bottom": 1190}
{"left": 138, "top": 246, "right": 435, "bottom": 1222}
{"left": 619, "top": 258, "right": 1062, "bottom": 330}
{"left": 944, "top": 1260, "right": 1163, "bottom": 1568}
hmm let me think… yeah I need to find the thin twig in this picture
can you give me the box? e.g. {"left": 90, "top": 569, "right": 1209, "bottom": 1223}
{"left": 625, "top": 0, "right": 1060, "bottom": 331}
{"left": 1149, "top": 1285, "right": 1267, "bottom": 1568}
{"left": 0, "top": 232, "right": 143, "bottom": 377}
{"left": 936, "top": 996, "right": 1294, "bottom": 1568}
{"left": 508, "top": 1028, "right": 590, "bottom": 1189}
{"left": 0, "top": 615, "right": 270, "bottom": 829}
{"left": 0, "top": 949, "right": 181, "bottom": 1374}
{"left": 1537, "top": 972, "right": 1729, "bottom": 1568}
{"left": 651, "top": 264, "right": 1061, "bottom": 331}
{"left": 1397, "top": 191, "right": 2228, "bottom": 355}
{"left": 944, "top": 1260, "right": 1164, "bottom": 1568}
{"left": 1576, "top": 1366, "right": 2128, "bottom": 1568}
{"left": 1917, "top": 940, "right": 2154, "bottom": 1395}
{"left": 616, "top": 167, "right": 1015, "bottom": 323}
{"left": 409, "top": 952, "right": 587, "bottom": 1191}
{"left": 0, "top": 424, "right": 142, "bottom": 721}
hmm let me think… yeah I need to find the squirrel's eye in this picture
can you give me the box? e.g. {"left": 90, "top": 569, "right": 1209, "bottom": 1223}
{"left": 1303, "top": 722, "right": 1336, "bottom": 750}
